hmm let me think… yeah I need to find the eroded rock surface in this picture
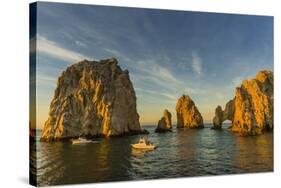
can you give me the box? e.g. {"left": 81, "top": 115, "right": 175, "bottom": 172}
{"left": 212, "top": 100, "right": 235, "bottom": 129}
{"left": 212, "top": 106, "right": 224, "bottom": 129}
{"left": 212, "top": 70, "right": 273, "bottom": 135}
{"left": 41, "top": 58, "right": 146, "bottom": 141}
{"left": 155, "top": 109, "right": 172, "bottom": 133}
{"left": 176, "top": 95, "right": 204, "bottom": 128}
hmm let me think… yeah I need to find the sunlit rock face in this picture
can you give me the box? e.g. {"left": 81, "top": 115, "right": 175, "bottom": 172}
{"left": 176, "top": 95, "right": 204, "bottom": 129}
{"left": 213, "top": 70, "right": 273, "bottom": 135}
{"left": 41, "top": 58, "right": 144, "bottom": 141}
{"left": 212, "top": 100, "right": 235, "bottom": 129}
{"left": 155, "top": 109, "right": 172, "bottom": 133}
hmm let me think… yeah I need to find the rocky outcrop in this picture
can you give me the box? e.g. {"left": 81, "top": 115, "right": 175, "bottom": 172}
{"left": 41, "top": 58, "right": 147, "bottom": 141}
{"left": 155, "top": 109, "right": 172, "bottom": 133}
{"left": 176, "top": 95, "right": 204, "bottom": 128}
{"left": 213, "top": 70, "right": 273, "bottom": 135}
{"left": 212, "top": 100, "right": 235, "bottom": 129}
{"left": 212, "top": 106, "right": 223, "bottom": 129}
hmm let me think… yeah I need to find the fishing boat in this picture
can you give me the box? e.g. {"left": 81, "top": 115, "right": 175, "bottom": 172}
{"left": 71, "top": 137, "right": 93, "bottom": 145}
{"left": 131, "top": 137, "right": 156, "bottom": 150}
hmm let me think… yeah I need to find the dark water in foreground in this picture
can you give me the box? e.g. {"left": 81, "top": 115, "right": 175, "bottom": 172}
{"left": 30, "top": 124, "right": 273, "bottom": 186}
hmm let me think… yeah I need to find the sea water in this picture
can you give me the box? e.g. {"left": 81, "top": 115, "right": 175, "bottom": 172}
{"left": 30, "top": 124, "right": 273, "bottom": 186}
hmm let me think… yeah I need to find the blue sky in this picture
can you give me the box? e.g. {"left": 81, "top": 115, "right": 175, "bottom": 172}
{"left": 33, "top": 2, "right": 273, "bottom": 128}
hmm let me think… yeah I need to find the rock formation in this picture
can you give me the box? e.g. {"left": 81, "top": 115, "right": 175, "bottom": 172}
{"left": 155, "top": 109, "right": 172, "bottom": 132}
{"left": 176, "top": 95, "right": 204, "bottom": 128}
{"left": 212, "top": 106, "right": 224, "bottom": 129}
{"left": 212, "top": 100, "right": 234, "bottom": 129}
{"left": 41, "top": 58, "right": 147, "bottom": 141}
{"left": 212, "top": 70, "right": 273, "bottom": 135}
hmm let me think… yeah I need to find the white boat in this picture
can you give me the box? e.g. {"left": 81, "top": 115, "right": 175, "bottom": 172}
{"left": 131, "top": 137, "right": 156, "bottom": 150}
{"left": 71, "top": 137, "right": 93, "bottom": 144}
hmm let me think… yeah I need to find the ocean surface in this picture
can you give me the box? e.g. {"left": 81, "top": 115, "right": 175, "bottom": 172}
{"left": 30, "top": 124, "right": 273, "bottom": 186}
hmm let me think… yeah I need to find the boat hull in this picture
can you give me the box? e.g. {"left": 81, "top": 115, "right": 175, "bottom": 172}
{"left": 131, "top": 144, "right": 156, "bottom": 150}
{"left": 71, "top": 139, "right": 93, "bottom": 145}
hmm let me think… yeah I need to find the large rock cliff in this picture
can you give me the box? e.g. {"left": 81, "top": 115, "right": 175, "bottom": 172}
{"left": 176, "top": 95, "right": 204, "bottom": 128}
{"left": 155, "top": 109, "right": 172, "bottom": 133}
{"left": 41, "top": 58, "right": 145, "bottom": 141}
{"left": 212, "top": 70, "right": 273, "bottom": 135}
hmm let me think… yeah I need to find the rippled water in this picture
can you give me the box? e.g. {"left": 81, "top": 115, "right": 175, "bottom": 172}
{"left": 30, "top": 124, "right": 273, "bottom": 186}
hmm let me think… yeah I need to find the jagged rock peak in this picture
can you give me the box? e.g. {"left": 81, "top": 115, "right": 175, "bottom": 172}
{"left": 41, "top": 58, "right": 146, "bottom": 141}
{"left": 155, "top": 109, "right": 172, "bottom": 133}
{"left": 176, "top": 95, "right": 204, "bottom": 129}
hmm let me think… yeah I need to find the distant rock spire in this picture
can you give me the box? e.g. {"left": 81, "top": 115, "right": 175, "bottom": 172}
{"left": 155, "top": 109, "right": 172, "bottom": 133}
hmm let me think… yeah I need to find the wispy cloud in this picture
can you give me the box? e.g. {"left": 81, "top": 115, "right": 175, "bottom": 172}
{"left": 104, "top": 48, "right": 132, "bottom": 62}
{"left": 191, "top": 51, "right": 203, "bottom": 75}
{"left": 135, "top": 87, "right": 177, "bottom": 101}
{"left": 101, "top": 50, "right": 204, "bottom": 102}
{"left": 136, "top": 59, "right": 182, "bottom": 85}
{"left": 75, "top": 40, "right": 87, "bottom": 47}
{"left": 37, "top": 35, "right": 92, "bottom": 63}
{"left": 130, "top": 58, "right": 206, "bottom": 109}
{"left": 36, "top": 74, "right": 57, "bottom": 86}
{"left": 102, "top": 49, "right": 186, "bottom": 94}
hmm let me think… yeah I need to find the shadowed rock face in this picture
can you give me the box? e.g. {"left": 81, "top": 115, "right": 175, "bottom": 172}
{"left": 212, "top": 106, "right": 224, "bottom": 129}
{"left": 155, "top": 109, "right": 172, "bottom": 133}
{"left": 176, "top": 95, "right": 204, "bottom": 129}
{"left": 41, "top": 58, "right": 144, "bottom": 141}
{"left": 212, "top": 70, "right": 273, "bottom": 135}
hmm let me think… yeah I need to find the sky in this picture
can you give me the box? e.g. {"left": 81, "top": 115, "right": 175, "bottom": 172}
{"left": 31, "top": 2, "right": 273, "bottom": 128}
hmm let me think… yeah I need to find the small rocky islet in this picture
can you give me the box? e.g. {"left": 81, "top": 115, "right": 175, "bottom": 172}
{"left": 155, "top": 109, "right": 172, "bottom": 133}
{"left": 40, "top": 58, "right": 273, "bottom": 141}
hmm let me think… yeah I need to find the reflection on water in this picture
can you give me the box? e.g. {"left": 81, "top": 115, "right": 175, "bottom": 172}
{"left": 30, "top": 124, "right": 273, "bottom": 186}
{"left": 131, "top": 148, "right": 155, "bottom": 157}
{"left": 233, "top": 133, "right": 273, "bottom": 173}
{"left": 37, "top": 142, "right": 65, "bottom": 185}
